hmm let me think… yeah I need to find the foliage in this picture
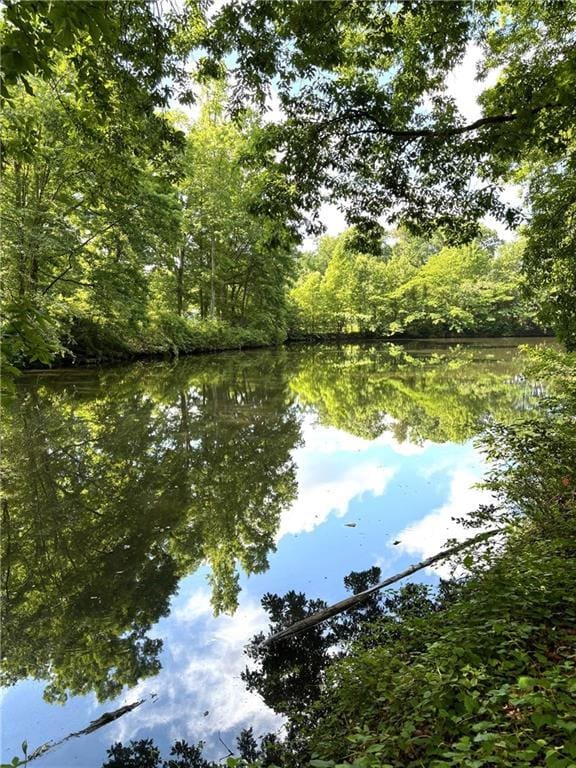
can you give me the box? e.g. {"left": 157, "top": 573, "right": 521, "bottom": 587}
{"left": 521, "top": 153, "right": 576, "bottom": 350}
{"left": 243, "top": 575, "right": 448, "bottom": 724}
{"left": 0, "top": 59, "right": 182, "bottom": 368}
{"left": 2, "top": 3, "right": 576, "bottom": 761}
{"left": 162, "top": 87, "right": 300, "bottom": 334}
{"left": 0, "top": 0, "right": 195, "bottom": 106}
{"left": 307, "top": 536, "right": 576, "bottom": 767}
{"left": 0, "top": 72, "right": 297, "bottom": 376}
{"left": 146, "top": 314, "right": 272, "bottom": 355}
{"left": 0, "top": 739, "right": 27, "bottom": 768}
{"left": 199, "top": 0, "right": 576, "bottom": 346}
{"left": 103, "top": 739, "right": 209, "bottom": 768}
{"left": 2, "top": 2, "right": 571, "bottom": 380}
{"left": 289, "top": 229, "right": 542, "bottom": 338}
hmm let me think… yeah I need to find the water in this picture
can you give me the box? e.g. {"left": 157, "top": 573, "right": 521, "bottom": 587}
{"left": 0, "top": 339, "right": 544, "bottom": 766}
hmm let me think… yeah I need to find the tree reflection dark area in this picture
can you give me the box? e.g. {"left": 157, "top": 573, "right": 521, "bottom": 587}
{"left": 1, "top": 342, "right": 531, "bottom": 704}
{"left": 1, "top": 351, "right": 300, "bottom": 702}
{"left": 243, "top": 570, "right": 451, "bottom": 719}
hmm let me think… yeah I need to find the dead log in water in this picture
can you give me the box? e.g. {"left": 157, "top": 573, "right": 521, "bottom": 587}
{"left": 259, "top": 528, "right": 502, "bottom": 648}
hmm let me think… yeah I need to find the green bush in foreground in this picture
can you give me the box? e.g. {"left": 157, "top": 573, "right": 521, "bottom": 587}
{"left": 306, "top": 533, "right": 576, "bottom": 768}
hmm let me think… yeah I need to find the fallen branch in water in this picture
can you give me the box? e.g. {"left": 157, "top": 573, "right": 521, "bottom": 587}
{"left": 25, "top": 699, "right": 145, "bottom": 762}
{"left": 259, "top": 528, "right": 502, "bottom": 648}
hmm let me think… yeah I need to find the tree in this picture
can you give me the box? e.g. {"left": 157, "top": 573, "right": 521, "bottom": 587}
{"left": 289, "top": 227, "right": 539, "bottom": 338}
{"left": 0, "top": 0, "right": 196, "bottom": 107}
{"left": 521, "top": 154, "right": 576, "bottom": 349}
{"left": 0, "top": 1, "right": 190, "bottom": 377}
{"left": 102, "top": 739, "right": 211, "bottom": 768}
{"left": 101, "top": 728, "right": 288, "bottom": 768}
{"left": 182, "top": 89, "right": 297, "bottom": 326}
{"left": 199, "top": 0, "right": 576, "bottom": 345}
{"left": 321, "top": 233, "right": 356, "bottom": 333}
{"left": 149, "top": 87, "right": 300, "bottom": 340}
{"left": 0, "top": 58, "right": 182, "bottom": 371}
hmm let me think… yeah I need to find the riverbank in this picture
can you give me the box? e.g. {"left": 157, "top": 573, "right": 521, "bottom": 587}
{"left": 17, "top": 310, "right": 554, "bottom": 371}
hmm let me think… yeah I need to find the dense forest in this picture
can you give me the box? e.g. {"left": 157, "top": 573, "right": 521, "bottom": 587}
{"left": 1, "top": 2, "right": 575, "bottom": 768}
{"left": 290, "top": 228, "right": 541, "bottom": 337}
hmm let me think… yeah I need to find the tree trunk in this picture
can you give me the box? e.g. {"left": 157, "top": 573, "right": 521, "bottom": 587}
{"left": 209, "top": 238, "right": 216, "bottom": 318}
{"left": 176, "top": 247, "right": 185, "bottom": 316}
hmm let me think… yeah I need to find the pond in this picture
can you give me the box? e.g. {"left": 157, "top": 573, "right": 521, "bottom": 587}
{"left": 1, "top": 339, "right": 545, "bottom": 766}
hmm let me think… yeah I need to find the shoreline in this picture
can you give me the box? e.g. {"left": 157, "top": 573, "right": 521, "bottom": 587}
{"left": 19, "top": 331, "right": 555, "bottom": 374}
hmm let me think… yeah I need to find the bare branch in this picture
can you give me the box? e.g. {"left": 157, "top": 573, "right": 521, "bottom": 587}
{"left": 259, "top": 528, "right": 502, "bottom": 648}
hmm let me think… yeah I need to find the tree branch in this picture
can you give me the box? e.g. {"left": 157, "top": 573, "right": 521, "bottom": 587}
{"left": 41, "top": 209, "right": 137, "bottom": 296}
{"left": 316, "top": 103, "right": 558, "bottom": 142}
{"left": 259, "top": 528, "right": 502, "bottom": 648}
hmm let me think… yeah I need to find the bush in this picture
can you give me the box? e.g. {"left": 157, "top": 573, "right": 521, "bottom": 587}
{"left": 146, "top": 313, "right": 273, "bottom": 354}
{"left": 307, "top": 534, "right": 576, "bottom": 768}
{"left": 64, "top": 314, "right": 133, "bottom": 361}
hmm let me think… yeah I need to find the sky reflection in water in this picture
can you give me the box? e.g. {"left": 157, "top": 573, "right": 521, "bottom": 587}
{"left": 1, "top": 340, "right": 540, "bottom": 766}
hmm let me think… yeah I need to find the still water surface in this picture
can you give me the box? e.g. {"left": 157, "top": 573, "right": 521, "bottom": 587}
{"left": 1, "top": 340, "right": 543, "bottom": 765}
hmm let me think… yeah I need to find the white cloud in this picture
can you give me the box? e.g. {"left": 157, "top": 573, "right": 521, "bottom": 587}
{"left": 394, "top": 468, "right": 494, "bottom": 577}
{"left": 263, "top": 88, "right": 284, "bottom": 125}
{"left": 372, "top": 429, "right": 431, "bottom": 457}
{"left": 173, "top": 590, "right": 213, "bottom": 624}
{"left": 301, "top": 201, "right": 347, "bottom": 250}
{"left": 108, "top": 593, "right": 282, "bottom": 754}
{"left": 446, "top": 43, "right": 500, "bottom": 123}
{"left": 275, "top": 421, "right": 401, "bottom": 539}
{"left": 297, "top": 418, "right": 429, "bottom": 458}
{"left": 278, "top": 460, "right": 396, "bottom": 539}
{"left": 294, "top": 419, "right": 370, "bottom": 454}
{"left": 317, "top": 202, "right": 347, "bottom": 237}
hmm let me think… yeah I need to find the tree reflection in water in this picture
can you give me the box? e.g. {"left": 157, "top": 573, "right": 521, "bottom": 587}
{"left": 1, "top": 350, "right": 300, "bottom": 702}
{"left": 1, "top": 341, "right": 535, "bottom": 703}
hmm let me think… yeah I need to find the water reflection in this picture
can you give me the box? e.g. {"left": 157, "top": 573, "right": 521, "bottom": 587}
{"left": 1, "top": 351, "right": 300, "bottom": 704}
{"left": 290, "top": 342, "right": 534, "bottom": 442}
{"left": 1, "top": 341, "right": 536, "bottom": 712}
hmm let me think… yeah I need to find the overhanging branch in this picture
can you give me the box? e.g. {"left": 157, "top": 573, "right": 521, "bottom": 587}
{"left": 316, "top": 103, "right": 558, "bottom": 142}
